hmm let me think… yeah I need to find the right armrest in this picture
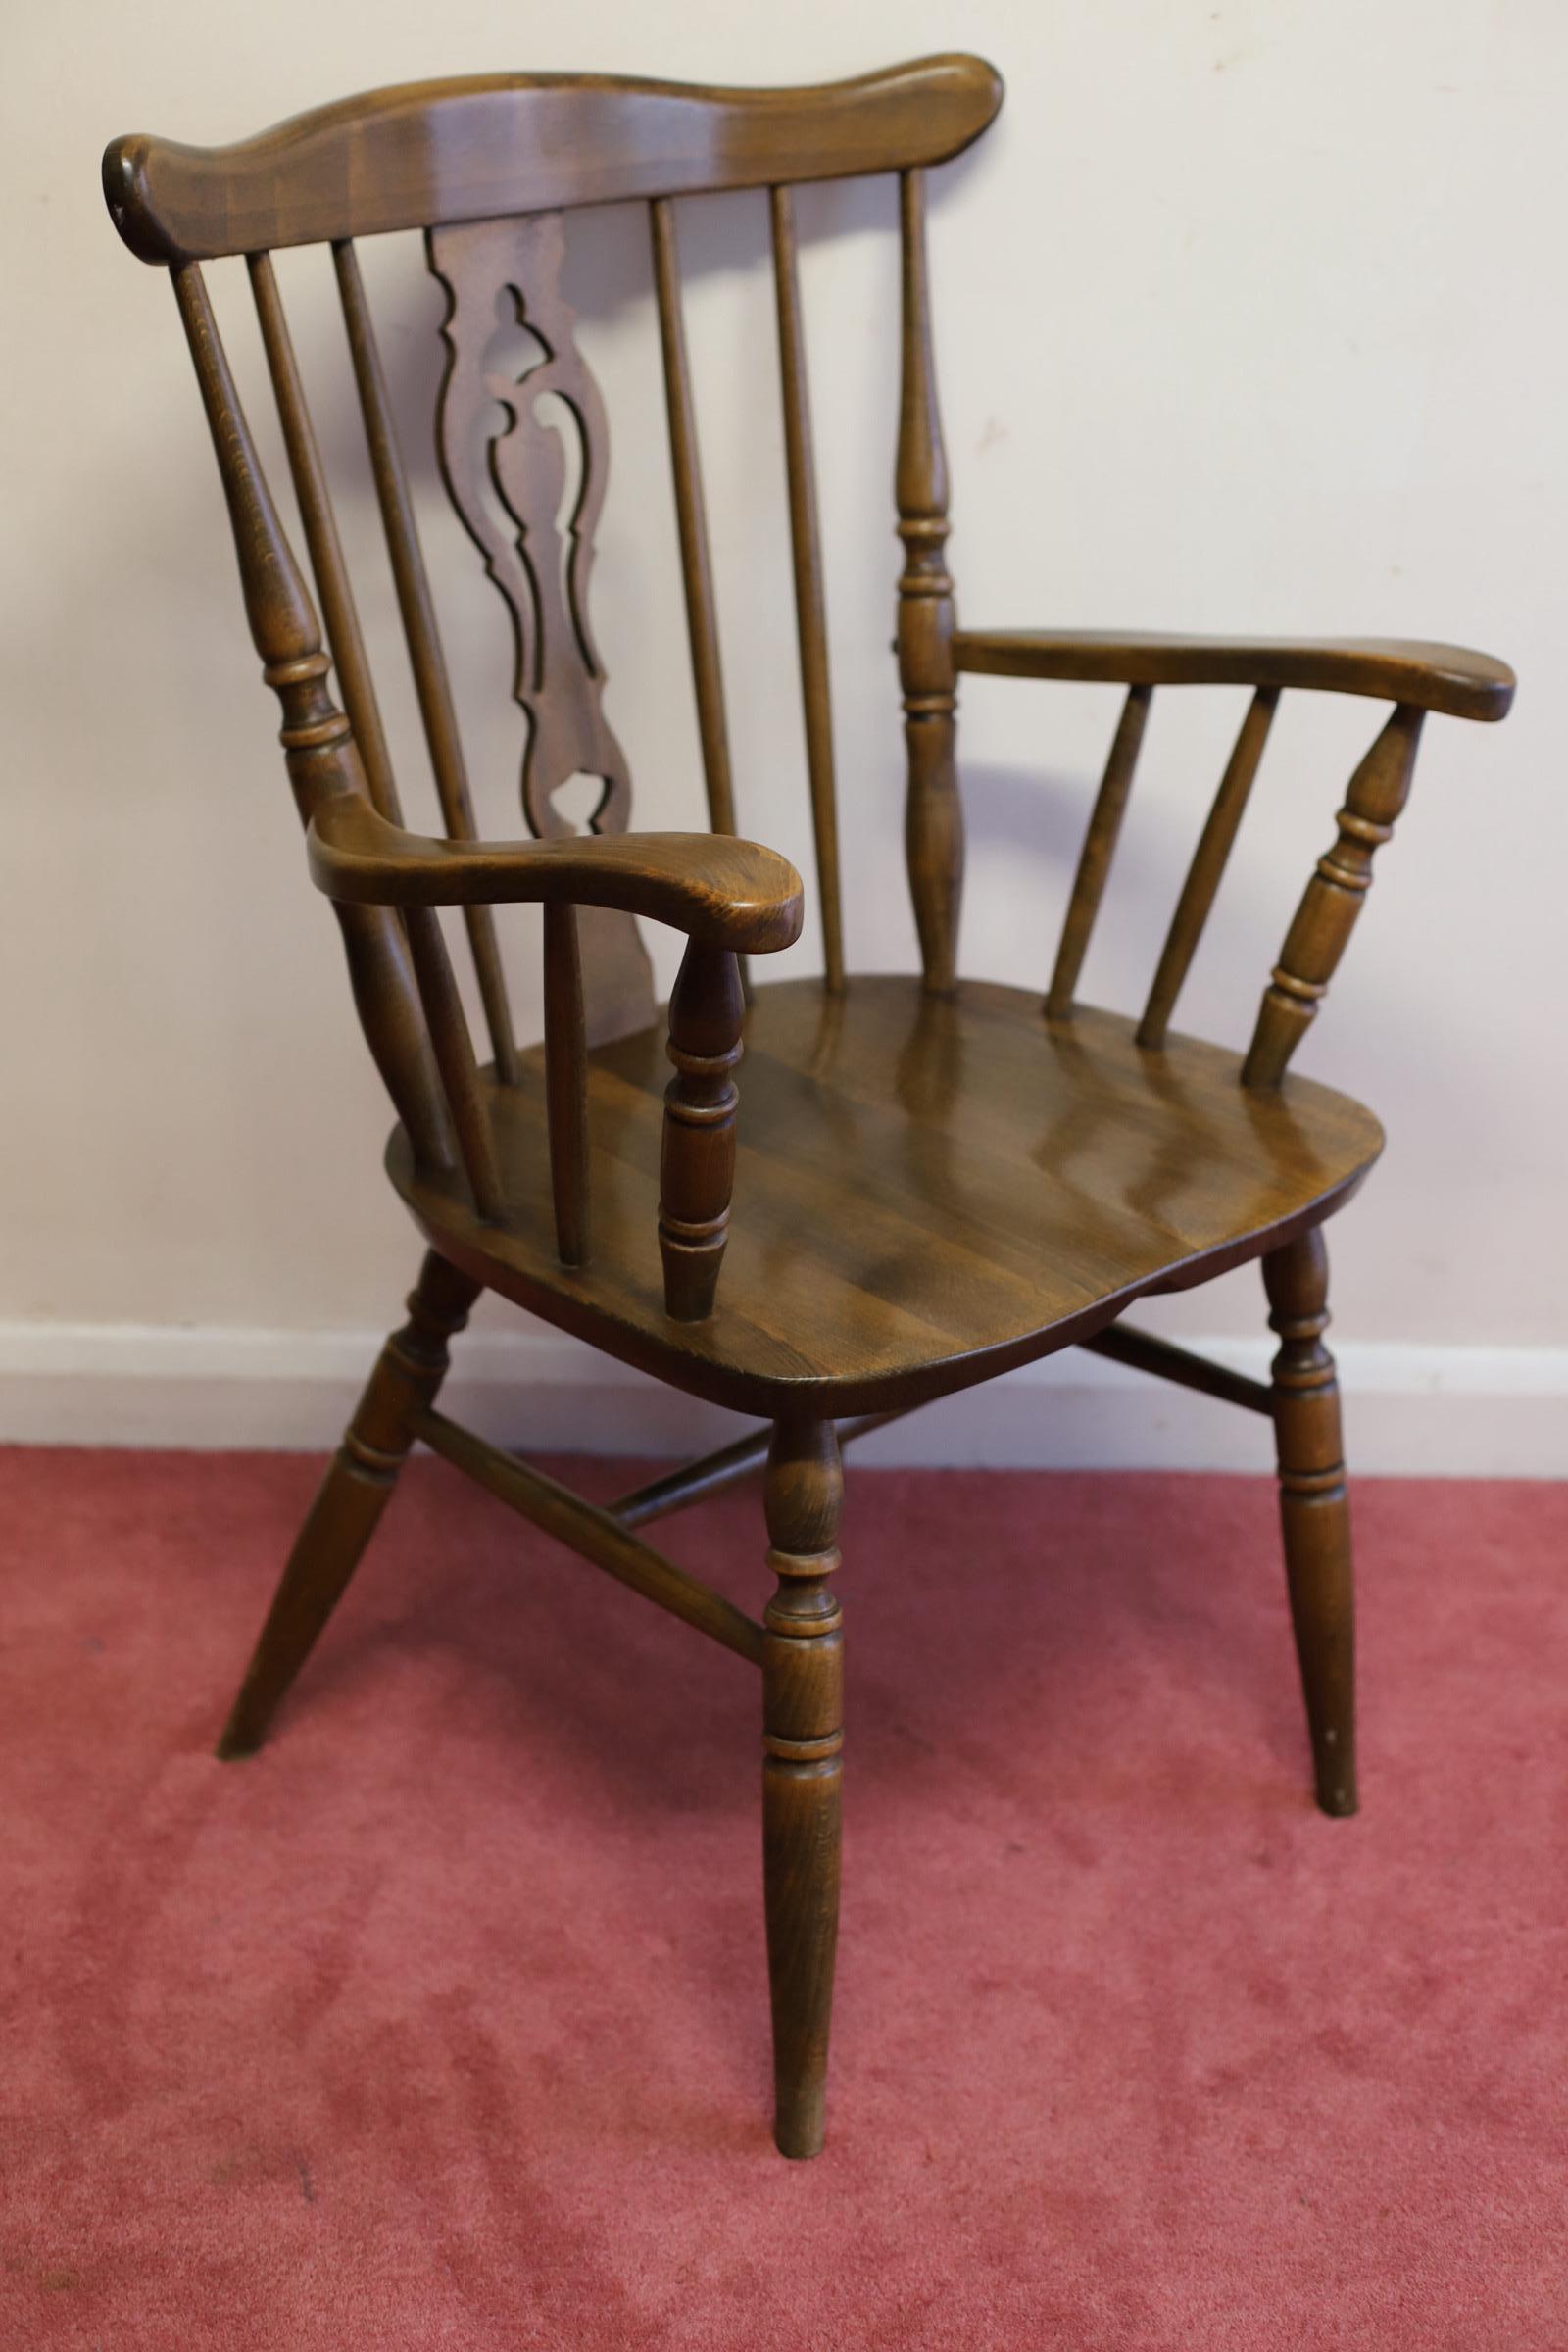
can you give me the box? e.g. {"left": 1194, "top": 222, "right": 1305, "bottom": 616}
{"left": 952, "top": 629, "right": 1516, "bottom": 723}
{"left": 306, "top": 796, "right": 805, "bottom": 956}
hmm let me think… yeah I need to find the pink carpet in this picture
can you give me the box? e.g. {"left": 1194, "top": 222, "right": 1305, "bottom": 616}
{"left": 3, "top": 1448, "right": 1564, "bottom": 2348}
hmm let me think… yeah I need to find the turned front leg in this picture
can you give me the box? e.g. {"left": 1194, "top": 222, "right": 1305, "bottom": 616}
{"left": 660, "top": 939, "right": 743, "bottom": 1321}
{"left": 761, "top": 1418, "right": 844, "bottom": 2159}
{"left": 1264, "top": 1226, "right": 1357, "bottom": 1817}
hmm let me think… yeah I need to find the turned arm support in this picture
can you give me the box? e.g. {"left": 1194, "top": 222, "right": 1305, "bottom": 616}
{"left": 952, "top": 629, "right": 1515, "bottom": 724}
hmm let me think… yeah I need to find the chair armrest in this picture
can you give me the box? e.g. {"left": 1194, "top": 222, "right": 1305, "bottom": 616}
{"left": 310, "top": 795, "right": 801, "bottom": 1321}
{"left": 952, "top": 629, "right": 1516, "bottom": 723}
{"left": 307, "top": 797, "right": 805, "bottom": 955}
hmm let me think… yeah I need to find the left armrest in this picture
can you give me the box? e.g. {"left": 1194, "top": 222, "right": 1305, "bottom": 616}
{"left": 952, "top": 629, "right": 1515, "bottom": 723}
{"left": 307, "top": 796, "right": 804, "bottom": 955}
{"left": 309, "top": 795, "right": 802, "bottom": 1320}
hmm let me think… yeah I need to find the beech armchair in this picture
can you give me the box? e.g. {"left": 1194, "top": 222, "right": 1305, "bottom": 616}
{"left": 104, "top": 54, "right": 1513, "bottom": 2160}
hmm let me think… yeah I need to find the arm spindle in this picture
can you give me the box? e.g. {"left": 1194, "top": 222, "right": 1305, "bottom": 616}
{"left": 1243, "top": 701, "right": 1424, "bottom": 1088}
{"left": 1138, "top": 685, "right": 1279, "bottom": 1050}
{"left": 896, "top": 168, "right": 961, "bottom": 997}
{"left": 659, "top": 940, "right": 744, "bottom": 1321}
{"left": 1047, "top": 684, "right": 1153, "bottom": 1020}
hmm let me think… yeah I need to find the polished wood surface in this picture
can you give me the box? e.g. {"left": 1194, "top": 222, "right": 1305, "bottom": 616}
{"left": 543, "top": 903, "right": 590, "bottom": 1266}
{"left": 415, "top": 1405, "right": 766, "bottom": 1665}
{"left": 400, "top": 900, "right": 506, "bottom": 1219}
{"left": 1080, "top": 1322, "right": 1273, "bottom": 1416}
{"left": 218, "top": 1251, "right": 480, "bottom": 1758}
{"left": 651, "top": 198, "right": 739, "bottom": 848}
{"left": 761, "top": 1419, "right": 844, "bottom": 2159}
{"left": 1138, "top": 686, "right": 1278, "bottom": 1051}
{"left": 608, "top": 1409, "right": 906, "bottom": 1530}
{"left": 429, "top": 214, "right": 622, "bottom": 837}
{"left": 105, "top": 57, "right": 1004, "bottom": 263}
{"left": 954, "top": 628, "right": 1515, "bottom": 722}
{"left": 387, "top": 975, "right": 1385, "bottom": 1419}
{"left": 896, "top": 168, "right": 962, "bottom": 995}
{"left": 658, "top": 942, "right": 745, "bottom": 1322}
{"left": 247, "top": 251, "right": 402, "bottom": 828}
{"left": 428, "top": 208, "right": 656, "bottom": 1047}
{"left": 108, "top": 51, "right": 1514, "bottom": 2161}
{"left": 307, "top": 797, "right": 802, "bottom": 945}
{"left": 335, "top": 240, "right": 519, "bottom": 1079}
{"left": 1265, "top": 1228, "right": 1357, "bottom": 1816}
{"left": 1243, "top": 703, "right": 1423, "bottom": 1089}
{"left": 771, "top": 187, "right": 845, "bottom": 995}
{"left": 169, "top": 260, "right": 457, "bottom": 1175}
{"left": 1047, "top": 685, "right": 1152, "bottom": 1019}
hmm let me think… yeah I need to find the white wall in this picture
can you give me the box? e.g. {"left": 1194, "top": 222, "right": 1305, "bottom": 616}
{"left": 3, "top": 0, "right": 1564, "bottom": 1464}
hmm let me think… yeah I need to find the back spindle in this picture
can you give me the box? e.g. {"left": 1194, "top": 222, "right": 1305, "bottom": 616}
{"left": 770, "top": 186, "right": 845, "bottom": 994}
{"left": 1243, "top": 701, "right": 1425, "bottom": 1087}
{"left": 1138, "top": 685, "right": 1279, "bottom": 1050}
{"left": 1047, "top": 684, "right": 1153, "bottom": 1020}
{"left": 248, "top": 253, "right": 403, "bottom": 827}
{"left": 650, "top": 198, "right": 738, "bottom": 844}
{"left": 170, "top": 259, "right": 456, "bottom": 1177}
{"left": 651, "top": 198, "right": 750, "bottom": 1001}
{"left": 333, "top": 239, "right": 519, "bottom": 1085}
{"left": 896, "top": 167, "right": 961, "bottom": 997}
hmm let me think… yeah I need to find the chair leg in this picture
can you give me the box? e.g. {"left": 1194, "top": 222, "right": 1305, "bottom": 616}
{"left": 1263, "top": 1225, "right": 1357, "bottom": 1818}
{"left": 217, "top": 1249, "right": 481, "bottom": 1760}
{"left": 761, "top": 1418, "right": 844, "bottom": 2159}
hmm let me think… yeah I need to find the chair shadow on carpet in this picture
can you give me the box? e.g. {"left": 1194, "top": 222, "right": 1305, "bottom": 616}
{"left": 275, "top": 1455, "right": 1316, "bottom": 1830}
{"left": 233, "top": 1453, "right": 1329, "bottom": 2131}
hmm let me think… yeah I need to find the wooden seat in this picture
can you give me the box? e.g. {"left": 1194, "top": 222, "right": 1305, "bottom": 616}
{"left": 105, "top": 53, "right": 1513, "bottom": 2164}
{"left": 394, "top": 977, "right": 1384, "bottom": 1416}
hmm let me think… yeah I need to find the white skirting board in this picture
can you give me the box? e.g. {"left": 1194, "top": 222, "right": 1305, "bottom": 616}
{"left": 0, "top": 1320, "right": 1563, "bottom": 1476}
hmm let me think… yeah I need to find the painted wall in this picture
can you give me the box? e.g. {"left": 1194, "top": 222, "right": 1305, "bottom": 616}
{"left": 4, "top": 0, "right": 1564, "bottom": 1461}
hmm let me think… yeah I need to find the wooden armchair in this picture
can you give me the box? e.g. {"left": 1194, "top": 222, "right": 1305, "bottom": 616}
{"left": 104, "top": 54, "right": 1514, "bottom": 2159}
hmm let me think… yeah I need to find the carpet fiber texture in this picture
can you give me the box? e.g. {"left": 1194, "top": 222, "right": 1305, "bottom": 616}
{"left": 2, "top": 1448, "right": 1564, "bottom": 2349}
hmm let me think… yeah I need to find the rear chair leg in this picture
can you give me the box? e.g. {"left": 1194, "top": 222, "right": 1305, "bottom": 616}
{"left": 217, "top": 1250, "right": 480, "bottom": 1759}
{"left": 761, "top": 1419, "right": 844, "bottom": 2159}
{"left": 1263, "top": 1226, "right": 1357, "bottom": 1817}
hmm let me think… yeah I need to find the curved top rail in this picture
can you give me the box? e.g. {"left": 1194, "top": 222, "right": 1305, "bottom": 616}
{"left": 104, "top": 54, "right": 1004, "bottom": 265}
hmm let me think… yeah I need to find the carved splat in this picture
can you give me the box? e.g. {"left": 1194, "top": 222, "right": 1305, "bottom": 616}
{"left": 428, "top": 211, "right": 654, "bottom": 1044}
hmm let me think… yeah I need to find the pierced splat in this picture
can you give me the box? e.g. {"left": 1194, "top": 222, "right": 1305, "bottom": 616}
{"left": 428, "top": 210, "right": 654, "bottom": 1044}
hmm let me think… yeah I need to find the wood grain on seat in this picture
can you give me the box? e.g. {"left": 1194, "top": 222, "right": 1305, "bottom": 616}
{"left": 389, "top": 976, "right": 1383, "bottom": 1418}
